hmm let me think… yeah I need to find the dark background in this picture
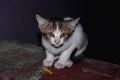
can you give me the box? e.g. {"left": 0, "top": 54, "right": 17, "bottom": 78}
{"left": 0, "top": 0, "right": 119, "bottom": 64}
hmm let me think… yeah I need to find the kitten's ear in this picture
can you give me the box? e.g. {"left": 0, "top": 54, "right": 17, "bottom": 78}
{"left": 36, "top": 14, "right": 49, "bottom": 30}
{"left": 67, "top": 17, "right": 80, "bottom": 30}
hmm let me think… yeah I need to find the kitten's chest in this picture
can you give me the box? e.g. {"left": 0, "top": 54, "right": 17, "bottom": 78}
{"left": 46, "top": 46, "right": 66, "bottom": 55}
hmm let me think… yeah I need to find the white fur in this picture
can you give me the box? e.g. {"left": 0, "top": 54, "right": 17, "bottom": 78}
{"left": 42, "top": 24, "right": 88, "bottom": 69}
{"left": 52, "top": 26, "right": 63, "bottom": 46}
{"left": 64, "top": 17, "right": 73, "bottom": 20}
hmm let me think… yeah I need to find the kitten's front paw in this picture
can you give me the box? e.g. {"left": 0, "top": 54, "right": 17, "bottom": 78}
{"left": 65, "top": 60, "right": 73, "bottom": 67}
{"left": 54, "top": 60, "right": 73, "bottom": 69}
{"left": 54, "top": 61, "right": 65, "bottom": 69}
{"left": 43, "top": 59, "right": 54, "bottom": 67}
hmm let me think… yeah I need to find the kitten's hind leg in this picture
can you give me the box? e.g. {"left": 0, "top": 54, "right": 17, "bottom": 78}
{"left": 74, "top": 39, "right": 88, "bottom": 57}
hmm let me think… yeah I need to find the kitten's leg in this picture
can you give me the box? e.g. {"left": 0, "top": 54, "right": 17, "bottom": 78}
{"left": 74, "top": 40, "right": 88, "bottom": 57}
{"left": 54, "top": 47, "right": 75, "bottom": 69}
{"left": 65, "top": 59, "right": 73, "bottom": 67}
{"left": 43, "top": 51, "right": 54, "bottom": 67}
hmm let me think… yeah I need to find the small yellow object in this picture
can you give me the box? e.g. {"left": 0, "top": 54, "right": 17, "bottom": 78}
{"left": 42, "top": 67, "right": 53, "bottom": 75}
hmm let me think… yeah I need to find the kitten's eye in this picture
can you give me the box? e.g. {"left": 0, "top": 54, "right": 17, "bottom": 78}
{"left": 47, "top": 32, "right": 54, "bottom": 37}
{"left": 61, "top": 33, "right": 67, "bottom": 37}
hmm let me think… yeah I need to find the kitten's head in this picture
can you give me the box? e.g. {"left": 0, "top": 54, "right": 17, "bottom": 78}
{"left": 36, "top": 14, "right": 80, "bottom": 48}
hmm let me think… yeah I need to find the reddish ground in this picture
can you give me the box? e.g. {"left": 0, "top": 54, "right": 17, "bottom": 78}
{"left": 41, "top": 58, "right": 120, "bottom": 80}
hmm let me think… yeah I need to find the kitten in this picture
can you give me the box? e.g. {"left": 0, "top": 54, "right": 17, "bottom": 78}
{"left": 36, "top": 15, "right": 88, "bottom": 69}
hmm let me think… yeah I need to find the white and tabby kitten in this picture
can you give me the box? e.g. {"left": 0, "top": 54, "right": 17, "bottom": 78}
{"left": 36, "top": 15, "right": 88, "bottom": 69}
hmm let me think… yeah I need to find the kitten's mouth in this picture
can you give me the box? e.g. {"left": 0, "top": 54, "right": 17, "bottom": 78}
{"left": 51, "top": 44, "right": 63, "bottom": 48}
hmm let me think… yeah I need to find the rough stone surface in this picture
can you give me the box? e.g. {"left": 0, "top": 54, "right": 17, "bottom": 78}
{"left": 0, "top": 38, "right": 45, "bottom": 80}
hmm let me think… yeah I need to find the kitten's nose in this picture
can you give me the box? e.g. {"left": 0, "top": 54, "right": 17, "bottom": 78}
{"left": 55, "top": 39, "right": 60, "bottom": 44}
